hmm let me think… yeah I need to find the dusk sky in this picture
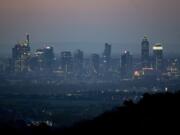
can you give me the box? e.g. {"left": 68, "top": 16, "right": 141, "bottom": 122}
{"left": 0, "top": 0, "right": 180, "bottom": 55}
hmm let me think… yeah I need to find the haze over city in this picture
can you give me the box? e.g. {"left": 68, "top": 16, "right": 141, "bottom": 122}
{"left": 1, "top": 0, "right": 180, "bottom": 134}
{"left": 0, "top": 0, "right": 180, "bottom": 55}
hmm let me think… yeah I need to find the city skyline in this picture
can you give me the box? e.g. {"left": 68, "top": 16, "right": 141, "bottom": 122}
{"left": 8, "top": 34, "right": 166, "bottom": 78}
{"left": 0, "top": 0, "right": 180, "bottom": 132}
{"left": 0, "top": 34, "right": 179, "bottom": 57}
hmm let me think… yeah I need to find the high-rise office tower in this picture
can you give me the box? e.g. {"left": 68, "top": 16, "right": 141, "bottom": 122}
{"left": 141, "top": 35, "right": 150, "bottom": 68}
{"left": 31, "top": 46, "right": 54, "bottom": 71}
{"left": 12, "top": 34, "right": 31, "bottom": 72}
{"left": 153, "top": 43, "right": 164, "bottom": 72}
{"left": 121, "top": 51, "right": 133, "bottom": 79}
{"left": 73, "top": 49, "right": 84, "bottom": 75}
{"left": 102, "top": 43, "right": 111, "bottom": 71}
{"left": 61, "top": 51, "right": 73, "bottom": 73}
{"left": 91, "top": 53, "right": 100, "bottom": 74}
{"left": 43, "top": 46, "right": 54, "bottom": 70}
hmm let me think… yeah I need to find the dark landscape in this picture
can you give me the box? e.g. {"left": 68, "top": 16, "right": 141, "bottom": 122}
{"left": 1, "top": 91, "right": 180, "bottom": 134}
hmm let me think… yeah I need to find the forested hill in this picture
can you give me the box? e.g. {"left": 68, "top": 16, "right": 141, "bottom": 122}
{"left": 60, "top": 91, "right": 180, "bottom": 134}
{"left": 1, "top": 91, "right": 180, "bottom": 134}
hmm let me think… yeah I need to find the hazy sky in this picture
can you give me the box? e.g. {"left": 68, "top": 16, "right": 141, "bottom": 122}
{"left": 0, "top": 0, "right": 180, "bottom": 55}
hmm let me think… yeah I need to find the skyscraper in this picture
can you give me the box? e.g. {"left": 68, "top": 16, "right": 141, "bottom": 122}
{"left": 141, "top": 35, "right": 150, "bottom": 68}
{"left": 121, "top": 51, "right": 133, "bottom": 79}
{"left": 12, "top": 34, "right": 31, "bottom": 72}
{"left": 153, "top": 43, "right": 164, "bottom": 72}
{"left": 102, "top": 43, "right": 111, "bottom": 71}
{"left": 31, "top": 46, "right": 55, "bottom": 71}
{"left": 73, "top": 49, "right": 84, "bottom": 76}
{"left": 42, "top": 46, "right": 55, "bottom": 71}
{"left": 61, "top": 51, "right": 73, "bottom": 73}
{"left": 91, "top": 53, "right": 100, "bottom": 74}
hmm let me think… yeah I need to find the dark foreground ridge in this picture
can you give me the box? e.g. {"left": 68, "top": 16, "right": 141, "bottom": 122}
{"left": 1, "top": 91, "right": 180, "bottom": 134}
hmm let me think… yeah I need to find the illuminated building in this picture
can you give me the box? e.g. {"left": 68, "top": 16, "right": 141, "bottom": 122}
{"left": 133, "top": 67, "right": 156, "bottom": 80}
{"left": 153, "top": 43, "right": 164, "bottom": 72}
{"left": 121, "top": 51, "right": 133, "bottom": 79}
{"left": 12, "top": 34, "right": 31, "bottom": 72}
{"left": 32, "top": 46, "right": 54, "bottom": 71}
{"left": 141, "top": 35, "right": 150, "bottom": 68}
{"left": 165, "top": 59, "right": 180, "bottom": 78}
{"left": 12, "top": 34, "right": 31, "bottom": 60}
{"left": 42, "top": 46, "right": 54, "bottom": 71}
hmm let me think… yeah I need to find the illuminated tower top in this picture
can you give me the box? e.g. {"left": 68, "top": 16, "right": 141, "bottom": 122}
{"left": 153, "top": 43, "right": 163, "bottom": 51}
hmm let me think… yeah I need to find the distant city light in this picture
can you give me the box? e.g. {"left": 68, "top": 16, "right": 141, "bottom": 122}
{"left": 45, "top": 46, "right": 51, "bottom": 49}
{"left": 134, "top": 71, "right": 140, "bottom": 77}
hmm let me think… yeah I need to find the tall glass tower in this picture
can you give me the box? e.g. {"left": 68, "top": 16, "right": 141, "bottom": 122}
{"left": 141, "top": 36, "right": 150, "bottom": 68}
{"left": 121, "top": 51, "right": 133, "bottom": 79}
{"left": 153, "top": 43, "right": 164, "bottom": 72}
{"left": 102, "top": 43, "right": 111, "bottom": 71}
